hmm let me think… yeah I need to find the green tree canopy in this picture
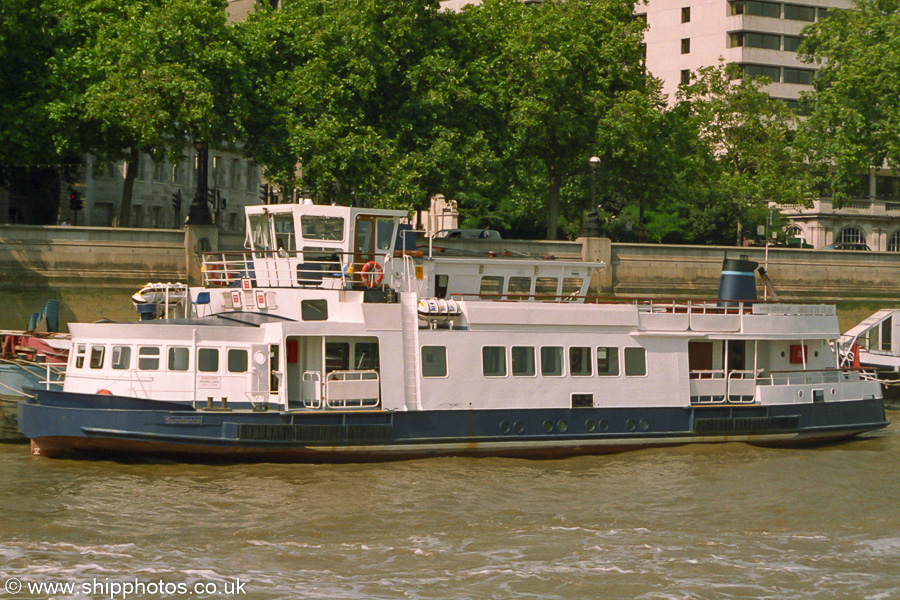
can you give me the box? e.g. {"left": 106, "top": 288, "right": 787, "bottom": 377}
{"left": 798, "top": 0, "right": 900, "bottom": 204}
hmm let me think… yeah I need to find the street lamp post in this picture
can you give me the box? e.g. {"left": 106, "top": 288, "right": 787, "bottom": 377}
{"left": 187, "top": 140, "right": 213, "bottom": 225}
{"left": 589, "top": 156, "right": 600, "bottom": 206}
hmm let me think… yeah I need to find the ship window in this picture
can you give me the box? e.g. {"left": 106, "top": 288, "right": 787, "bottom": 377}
{"left": 482, "top": 346, "right": 507, "bottom": 377}
{"left": 74, "top": 344, "right": 86, "bottom": 369}
{"left": 561, "top": 277, "right": 583, "bottom": 297}
{"left": 111, "top": 346, "right": 131, "bottom": 370}
{"left": 512, "top": 346, "right": 536, "bottom": 376}
{"left": 480, "top": 276, "right": 504, "bottom": 297}
{"left": 354, "top": 342, "right": 380, "bottom": 370}
{"left": 507, "top": 277, "right": 532, "bottom": 299}
{"left": 625, "top": 347, "right": 647, "bottom": 376}
{"left": 228, "top": 349, "right": 248, "bottom": 373}
{"left": 597, "top": 346, "right": 620, "bottom": 376}
{"left": 325, "top": 342, "right": 350, "bottom": 372}
{"left": 248, "top": 214, "right": 272, "bottom": 252}
{"left": 273, "top": 214, "right": 296, "bottom": 252}
{"left": 301, "top": 299, "right": 328, "bottom": 321}
{"left": 376, "top": 219, "right": 394, "bottom": 251}
{"left": 198, "top": 348, "right": 219, "bottom": 373}
{"left": 535, "top": 277, "right": 558, "bottom": 298}
{"left": 138, "top": 346, "right": 160, "bottom": 370}
{"left": 301, "top": 215, "right": 344, "bottom": 241}
{"left": 541, "top": 346, "right": 564, "bottom": 376}
{"left": 421, "top": 346, "right": 447, "bottom": 377}
{"left": 168, "top": 347, "right": 190, "bottom": 371}
{"left": 435, "top": 274, "right": 449, "bottom": 298}
{"left": 570, "top": 347, "right": 593, "bottom": 377}
{"left": 89, "top": 345, "right": 105, "bottom": 369}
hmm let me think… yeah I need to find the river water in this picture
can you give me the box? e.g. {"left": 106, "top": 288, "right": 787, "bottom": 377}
{"left": 1, "top": 420, "right": 899, "bottom": 600}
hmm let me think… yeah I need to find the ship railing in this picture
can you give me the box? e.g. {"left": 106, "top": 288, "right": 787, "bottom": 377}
{"left": 758, "top": 368, "right": 864, "bottom": 386}
{"left": 301, "top": 371, "right": 322, "bottom": 409}
{"left": 689, "top": 369, "right": 758, "bottom": 404}
{"left": 323, "top": 370, "right": 380, "bottom": 409}
{"left": 200, "top": 250, "right": 401, "bottom": 291}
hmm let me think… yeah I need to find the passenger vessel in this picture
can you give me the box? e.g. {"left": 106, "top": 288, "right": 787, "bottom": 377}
{"left": 18, "top": 202, "right": 888, "bottom": 461}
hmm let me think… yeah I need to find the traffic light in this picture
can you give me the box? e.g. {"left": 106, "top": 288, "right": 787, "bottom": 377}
{"left": 259, "top": 183, "right": 269, "bottom": 204}
{"left": 172, "top": 190, "right": 183, "bottom": 211}
{"left": 68, "top": 189, "right": 83, "bottom": 211}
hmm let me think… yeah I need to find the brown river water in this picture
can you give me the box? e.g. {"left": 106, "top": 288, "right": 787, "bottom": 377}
{"left": 1, "top": 418, "right": 899, "bottom": 600}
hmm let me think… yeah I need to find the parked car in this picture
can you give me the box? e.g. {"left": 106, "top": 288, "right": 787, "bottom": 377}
{"left": 824, "top": 242, "right": 871, "bottom": 251}
{"left": 434, "top": 228, "right": 502, "bottom": 240}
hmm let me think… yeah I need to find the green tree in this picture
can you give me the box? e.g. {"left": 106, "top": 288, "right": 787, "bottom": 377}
{"left": 677, "top": 63, "right": 809, "bottom": 244}
{"left": 797, "top": 0, "right": 900, "bottom": 204}
{"left": 49, "top": 0, "right": 242, "bottom": 226}
{"left": 465, "top": 0, "right": 649, "bottom": 239}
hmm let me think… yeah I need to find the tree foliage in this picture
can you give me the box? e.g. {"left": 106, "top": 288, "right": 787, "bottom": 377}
{"left": 798, "top": 0, "right": 900, "bottom": 204}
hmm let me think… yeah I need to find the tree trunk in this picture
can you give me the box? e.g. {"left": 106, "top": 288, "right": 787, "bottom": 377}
{"left": 115, "top": 147, "right": 139, "bottom": 227}
{"left": 546, "top": 167, "right": 561, "bottom": 240}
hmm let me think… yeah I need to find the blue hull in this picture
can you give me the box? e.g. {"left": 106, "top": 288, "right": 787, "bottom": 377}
{"left": 18, "top": 391, "right": 889, "bottom": 462}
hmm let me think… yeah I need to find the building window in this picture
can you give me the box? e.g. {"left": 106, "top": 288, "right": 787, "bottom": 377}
{"left": 681, "top": 6, "right": 691, "bottom": 22}
{"left": 680, "top": 69, "right": 691, "bottom": 85}
{"left": 877, "top": 176, "right": 900, "bottom": 200}
{"left": 730, "top": 31, "right": 781, "bottom": 50}
{"left": 421, "top": 346, "right": 447, "bottom": 377}
{"left": 230, "top": 159, "right": 240, "bottom": 190}
{"left": 783, "top": 67, "right": 814, "bottom": 85}
{"left": 888, "top": 231, "right": 900, "bottom": 252}
{"left": 784, "top": 3, "right": 816, "bottom": 21}
{"left": 730, "top": 0, "right": 781, "bottom": 18}
{"left": 741, "top": 63, "right": 781, "bottom": 82}
{"left": 836, "top": 227, "right": 866, "bottom": 247}
{"left": 783, "top": 35, "right": 801, "bottom": 52}
{"left": 681, "top": 38, "right": 690, "bottom": 54}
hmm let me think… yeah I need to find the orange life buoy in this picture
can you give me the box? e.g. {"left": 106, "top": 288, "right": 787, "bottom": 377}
{"left": 97, "top": 389, "right": 113, "bottom": 395}
{"left": 360, "top": 261, "right": 384, "bottom": 288}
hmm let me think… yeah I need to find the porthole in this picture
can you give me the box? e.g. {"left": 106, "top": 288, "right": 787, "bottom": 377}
{"left": 514, "top": 421, "right": 525, "bottom": 434}
{"left": 831, "top": 388, "right": 836, "bottom": 395}
{"left": 626, "top": 419, "right": 636, "bottom": 432}
{"left": 585, "top": 419, "right": 596, "bottom": 433}
{"left": 780, "top": 351, "right": 786, "bottom": 358}
{"left": 599, "top": 419, "right": 609, "bottom": 432}
{"left": 500, "top": 421, "right": 511, "bottom": 434}
{"left": 798, "top": 390, "right": 804, "bottom": 398}
{"left": 543, "top": 420, "right": 554, "bottom": 433}
{"left": 557, "top": 420, "right": 568, "bottom": 433}
{"left": 639, "top": 418, "right": 650, "bottom": 431}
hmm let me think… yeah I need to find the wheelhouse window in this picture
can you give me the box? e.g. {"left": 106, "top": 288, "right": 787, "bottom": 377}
{"left": 198, "top": 348, "right": 219, "bottom": 373}
{"left": 301, "top": 299, "right": 328, "bottom": 321}
{"left": 541, "top": 346, "right": 564, "bottom": 376}
{"left": 376, "top": 219, "right": 394, "bottom": 251}
{"left": 421, "top": 346, "right": 447, "bottom": 377}
{"left": 74, "top": 344, "right": 86, "bottom": 369}
{"left": 111, "top": 346, "right": 131, "bottom": 370}
{"left": 168, "top": 347, "right": 190, "bottom": 371}
{"left": 625, "top": 347, "right": 647, "bottom": 377}
{"left": 138, "top": 346, "right": 160, "bottom": 370}
{"left": 273, "top": 214, "right": 296, "bottom": 252}
{"left": 301, "top": 215, "right": 344, "bottom": 241}
{"left": 248, "top": 214, "right": 272, "bottom": 252}
{"left": 228, "top": 349, "right": 248, "bottom": 373}
{"left": 89, "top": 345, "right": 105, "bottom": 369}
{"left": 482, "top": 346, "right": 507, "bottom": 377}
{"left": 511, "top": 346, "right": 536, "bottom": 377}
{"left": 597, "top": 347, "right": 620, "bottom": 376}
{"left": 569, "top": 347, "right": 593, "bottom": 377}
